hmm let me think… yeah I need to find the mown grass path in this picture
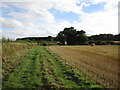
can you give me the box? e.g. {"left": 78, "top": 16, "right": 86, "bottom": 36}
{"left": 2, "top": 46, "right": 102, "bottom": 89}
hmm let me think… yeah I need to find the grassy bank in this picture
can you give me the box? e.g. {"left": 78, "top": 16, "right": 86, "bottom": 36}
{"left": 2, "top": 42, "right": 37, "bottom": 75}
{"left": 2, "top": 42, "right": 37, "bottom": 61}
{"left": 2, "top": 46, "right": 102, "bottom": 89}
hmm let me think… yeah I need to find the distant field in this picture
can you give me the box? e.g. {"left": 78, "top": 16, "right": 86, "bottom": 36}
{"left": 49, "top": 45, "right": 119, "bottom": 88}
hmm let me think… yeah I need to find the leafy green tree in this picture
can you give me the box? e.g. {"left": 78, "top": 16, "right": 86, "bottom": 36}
{"left": 76, "top": 30, "right": 88, "bottom": 45}
{"left": 56, "top": 27, "right": 88, "bottom": 45}
{"left": 113, "top": 34, "right": 120, "bottom": 41}
{"left": 63, "top": 27, "right": 77, "bottom": 45}
{"left": 56, "top": 31, "right": 66, "bottom": 45}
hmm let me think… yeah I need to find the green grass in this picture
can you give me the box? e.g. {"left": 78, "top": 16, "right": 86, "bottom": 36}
{"left": 2, "top": 46, "right": 102, "bottom": 89}
{"left": 2, "top": 42, "right": 37, "bottom": 75}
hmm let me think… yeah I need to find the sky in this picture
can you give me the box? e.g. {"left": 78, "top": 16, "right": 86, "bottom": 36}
{"left": 0, "top": 0, "right": 119, "bottom": 39}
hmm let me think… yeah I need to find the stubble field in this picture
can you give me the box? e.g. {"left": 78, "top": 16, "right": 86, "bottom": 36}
{"left": 49, "top": 45, "right": 119, "bottom": 88}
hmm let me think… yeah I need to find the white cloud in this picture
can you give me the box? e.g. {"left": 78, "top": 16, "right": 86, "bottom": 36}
{"left": 41, "top": 20, "right": 72, "bottom": 35}
{"left": 1, "top": 0, "right": 119, "bottom": 39}
{"left": 0, "top": 17, "right": 23, "bottom": 28}
{"left": 81, "top": 2, "right": 90, "bottom": 8}
{"left": 8, "top": 10, "right": 55, "bottom": 23}
{"left": 104, "top": 0, "right": 118, "bottom": 13}
{"left": 63, "top": 0, "right": 118, "bottom": 35}
{"left": 75, "top": 11, "right": 118, "bottom": 35}
{"left": 6, "top": 2, "right": 55, "bottom": 23}
{"left": 6, "top": 0, "right": 84, "bottom": 14}
{"left": 54, "top": 0, "right": 83, "bottom": 14}
{"left": 1, "top": 0, "right": 59, "bottom": 2}
{"left": 1, "top": 3, "right": 11, "bottom": 9}
{"left": 89, "top": 0, "right": 108, "bottom": 4}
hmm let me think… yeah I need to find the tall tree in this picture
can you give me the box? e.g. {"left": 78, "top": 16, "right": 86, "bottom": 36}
{"left": 56, "top": 27, "right": 88, "bottom": 45}
{"left": 76, "top": 30, "right": 88, "bottom": 45}
{"left": 56, "top": 31, "right": 66, "bottom": 45}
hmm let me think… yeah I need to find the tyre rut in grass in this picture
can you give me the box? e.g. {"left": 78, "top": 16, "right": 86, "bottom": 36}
{"left": 2, "top": 48, "right": 43, "bottom": 88}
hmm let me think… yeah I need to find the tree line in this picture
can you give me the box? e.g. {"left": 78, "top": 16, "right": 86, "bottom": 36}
{"left": 56, "top": 27, "right": 120, "bottom": 45}
{"left": 16, "top": 27, "right": 120, "bottom": 45}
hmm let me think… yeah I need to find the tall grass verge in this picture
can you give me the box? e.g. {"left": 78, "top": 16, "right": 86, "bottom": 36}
{"left": 2, "top": 42, "right": 37, "bottom": 75}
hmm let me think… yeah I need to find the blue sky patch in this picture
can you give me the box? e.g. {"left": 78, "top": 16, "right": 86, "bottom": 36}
{"left": 83, "top": 2, "right": 106, "bottom": 13}
{"left": 49, "top": 8, "right": 80, "bottom": 23}
{"left": 2, "top": 8, "right": 13, "bottom": 18}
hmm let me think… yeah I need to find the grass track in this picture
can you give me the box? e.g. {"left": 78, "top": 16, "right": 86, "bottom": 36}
{"left": 2, "top": 46, "right": 102, "bottom": 89}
